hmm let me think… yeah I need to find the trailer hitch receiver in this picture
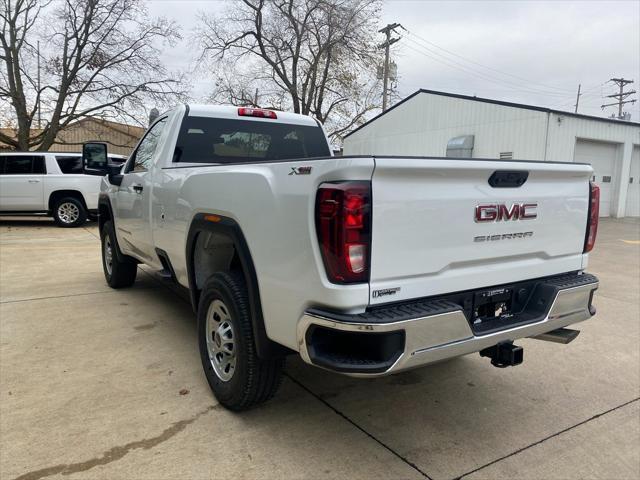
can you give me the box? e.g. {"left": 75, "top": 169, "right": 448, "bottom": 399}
{"left": 480, "top": 342, "right": 523, "bottom": 368}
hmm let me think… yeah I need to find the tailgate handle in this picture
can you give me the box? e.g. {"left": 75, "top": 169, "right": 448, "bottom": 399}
{"left": 489, "top": 171, "right": 529, "bottom": 188}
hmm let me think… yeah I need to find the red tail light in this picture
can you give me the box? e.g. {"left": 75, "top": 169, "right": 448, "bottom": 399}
{"left": 584, "top": 182, "right": 600, "bottom": 253}
{"left": 237, "top": 107, "right": 277, "bottom": 119}
{"left": 316, "top": 182, "right": 371, "bottom": 283}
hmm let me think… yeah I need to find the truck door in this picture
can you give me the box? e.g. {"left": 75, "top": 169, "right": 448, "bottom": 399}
{"left": 0, "top": 155, "right": 46, "bottom": 211}
{"left": 114, "top": 117, "right": 168, "bottom": 263}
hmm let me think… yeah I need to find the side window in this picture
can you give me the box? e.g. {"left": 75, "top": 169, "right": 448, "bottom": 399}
{"left": 56, "top": 156, "right": 83, "bottom": 174}
{"left": 0, "top": 155, "right": 46, "bottom": 174}
{"left": 32, "top": 156, "right": 46, "bottom": 173}
{"left": 129, "top": 118, "right": 167, "bottom": 172}
{"left": 108, "top": 156, "right": 126, "bottom": 166}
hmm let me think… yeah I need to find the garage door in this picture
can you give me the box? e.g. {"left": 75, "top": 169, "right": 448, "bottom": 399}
{"left": 625, "top": 146, "right": 640, "bottom": 217}
{"left": 574, "top": 139, "right": 619, "bottom": 217}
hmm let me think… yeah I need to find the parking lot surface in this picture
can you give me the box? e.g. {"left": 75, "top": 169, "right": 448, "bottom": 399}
{"left": 1, "top": 217, "right": 638, "bottom": 480}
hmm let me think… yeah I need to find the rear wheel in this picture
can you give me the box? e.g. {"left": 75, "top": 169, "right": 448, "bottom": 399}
{"left": 53, "top": 197, "right": 87, "bottom": 227}
{"left": 101, "top": 220, "right": 137, "bottom": 288}
{"left": 197, "top": 271, "right": 284, "bottom": 411}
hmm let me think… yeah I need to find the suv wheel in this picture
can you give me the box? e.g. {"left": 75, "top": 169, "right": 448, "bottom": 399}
{"left": 53, "top": 197, "right": 87, "bottom": 227}
{"left": 101, "top": 220, "right": 137, "bottom": 288}
{"left": 198, "top": 272, "right": 284, "bottom": 411}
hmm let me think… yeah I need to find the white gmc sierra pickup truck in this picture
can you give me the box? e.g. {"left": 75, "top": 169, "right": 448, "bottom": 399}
{"left": 82, "top": 105, "right": 600, "bottom": 411}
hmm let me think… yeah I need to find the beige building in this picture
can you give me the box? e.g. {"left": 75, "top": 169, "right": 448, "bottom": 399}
{"left": 1, "top": 118, "right": 145, "bottom": 156}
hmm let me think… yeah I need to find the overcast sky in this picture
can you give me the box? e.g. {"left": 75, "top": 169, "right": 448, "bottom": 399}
{"left": 147, "top": 0, "right": 640, "bottom": 120}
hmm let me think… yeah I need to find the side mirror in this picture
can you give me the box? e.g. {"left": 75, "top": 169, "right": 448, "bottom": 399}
{"left": 82, "top": 142, "right": 109, "bottom": 176}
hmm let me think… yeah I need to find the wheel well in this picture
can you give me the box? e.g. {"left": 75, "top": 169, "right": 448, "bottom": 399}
{"left": 48, "top": 190, "right": 86, "bottom": 213}
{"left": 193, "top": 230, "right": 239, "bottom": 292}
{"left": 186, "top": 214, "right": 287, "bottom": 359}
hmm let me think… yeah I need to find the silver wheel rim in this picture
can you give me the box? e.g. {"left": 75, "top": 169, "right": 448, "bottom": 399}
{"left": 103, "top": 236, "right": 113, "bottom": 276}
{"left": 58, "top": 202, "right": 80, "bottom": 224}
{"left": 205, "top": 299, "right": 236, "bottom": 382}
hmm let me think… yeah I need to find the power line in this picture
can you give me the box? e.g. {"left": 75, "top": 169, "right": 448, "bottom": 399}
{"left": 401, "top": 40, "right": 574, "bottom": 98}
{"left": 405, "top": 29, "right": 576, "bottom": 94}
{"left": 553, "top": 83, "right": 604, "bottom": 109}
{"left": 402, "top": 36, "right": 585, "bottom": 98}
{"left": 397, "top": 29, "right": 616, "bottom": 115}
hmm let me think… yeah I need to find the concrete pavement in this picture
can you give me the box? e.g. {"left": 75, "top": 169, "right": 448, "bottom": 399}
{"left": 1, "top": 217, "right": 638, "bottom": 480}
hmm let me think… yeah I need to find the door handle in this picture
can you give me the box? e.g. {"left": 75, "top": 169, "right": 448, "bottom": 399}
{"left": 28, "top": 179, "right": 40, "bottom": 183}
{"left": 132, "top": 184, "right": 143, "bottom": 193}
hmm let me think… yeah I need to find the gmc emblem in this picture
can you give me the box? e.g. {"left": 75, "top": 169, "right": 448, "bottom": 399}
{"left": 475, "top": 203, "right": 538, "bottom": 222}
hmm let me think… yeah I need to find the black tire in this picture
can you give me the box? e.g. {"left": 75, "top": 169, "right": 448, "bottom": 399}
{"left": 53, "top": 197, "right": 87, "bottom": 227}
{"left": 101, "top": 220, "right": 137, "bottom": 288}
{"left": 197, "top": 271, "right": 284, "bottom": 411}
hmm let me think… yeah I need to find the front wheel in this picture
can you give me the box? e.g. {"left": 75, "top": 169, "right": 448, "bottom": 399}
{"left": 53, "top": 197, "right": 87, "bottom": 227}
{"left": 197, "top": 272, "right": 284, "bottom": 411}
{"left": 101, "top": 220, "right": 137, "bottom": 288}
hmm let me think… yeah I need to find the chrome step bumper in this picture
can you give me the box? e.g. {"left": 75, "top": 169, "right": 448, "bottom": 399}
{"left": 297, "top": 273, "right": 598, "bottom": 377}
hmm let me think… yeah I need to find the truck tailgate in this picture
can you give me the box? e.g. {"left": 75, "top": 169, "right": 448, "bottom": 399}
{"left": 369, "top": 157, "right": 593, "bottom": 305}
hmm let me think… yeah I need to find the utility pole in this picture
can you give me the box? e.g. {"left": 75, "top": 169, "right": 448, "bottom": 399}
{"left": 601, "top": 78, "right": 636, "bottom": 119}
{"left": 574, "top": 84, "right": 581, "bottom": 113}
{"left": 37, "top": 40, "right": 41, "bottom": 129}
{"left": 378, "top": 23, "right": 401, "bottom": 112}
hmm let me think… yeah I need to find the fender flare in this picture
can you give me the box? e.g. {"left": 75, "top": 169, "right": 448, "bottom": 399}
{"left": 97, "top": 194, "right": 130, "bottom": 263}
{"left": 186, "top": 213, "right": 282, "bottom": 359}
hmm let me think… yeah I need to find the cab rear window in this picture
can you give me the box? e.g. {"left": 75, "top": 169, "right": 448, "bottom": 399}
{"left": 173, "top": 117, "right": 330, "bottom": 164}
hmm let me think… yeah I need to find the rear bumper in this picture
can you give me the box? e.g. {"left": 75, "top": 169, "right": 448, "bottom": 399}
{"left": 297, "top": 272, "right": 598, "bottom": 377}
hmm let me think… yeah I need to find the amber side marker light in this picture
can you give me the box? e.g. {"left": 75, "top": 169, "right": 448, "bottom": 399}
{"left": 204, "top": 214, "right": 222, "bottom": 223}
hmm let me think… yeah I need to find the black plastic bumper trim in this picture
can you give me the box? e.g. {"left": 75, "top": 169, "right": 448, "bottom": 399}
{"left": 308, "top": 272, "right": 598, "bottom": 329}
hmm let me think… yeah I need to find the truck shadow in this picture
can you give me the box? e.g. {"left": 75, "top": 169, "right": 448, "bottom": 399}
{"left": 0, "top": 217, "right": 56, "bottom": 227}
{"left": 0, "top": 217, "right": 98, "bottom": 227}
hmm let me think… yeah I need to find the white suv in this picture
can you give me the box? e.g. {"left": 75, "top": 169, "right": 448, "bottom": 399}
{"left": 0, "top": 151, "right": 126, "bottom": 227}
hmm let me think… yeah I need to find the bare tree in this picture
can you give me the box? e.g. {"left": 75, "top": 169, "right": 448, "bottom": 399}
{"left": 0, "top": 0, "right": 183, "bottom": 151}
{"left": 197, "top": 0, "right": 382, "bottom": 144}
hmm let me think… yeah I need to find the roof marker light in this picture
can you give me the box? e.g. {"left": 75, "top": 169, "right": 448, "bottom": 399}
{"left": 238, "top": 107, "right": 277, "bottom": 119}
